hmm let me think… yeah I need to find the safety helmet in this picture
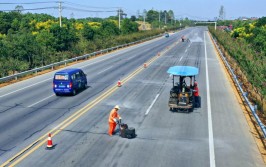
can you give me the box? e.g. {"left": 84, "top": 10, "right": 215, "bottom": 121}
{"left": 194, "top": 82, "right": 198, "bottom": 86}
{"left": 114, "top": 105, "right": 120, "bottom": 110}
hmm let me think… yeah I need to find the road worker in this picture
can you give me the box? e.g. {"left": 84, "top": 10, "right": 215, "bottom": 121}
{"left": 181, "top": 35, "right": 185, "bottom": 42}
{"left": 193, "top": 82, "right": 200, "bottom": 107}
{"left": 108, "top": 105, "right": 122, "bottom": 136}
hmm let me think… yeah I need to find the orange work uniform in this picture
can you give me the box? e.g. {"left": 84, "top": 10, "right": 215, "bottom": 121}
{"left": 193, "top": 86, "right": 199, "bottom": 97}
{"left": 108, "top": 108, "right": 121, "bottom": 136}
{"left": 193, "top": 85, "right": 200, "bottom": 107}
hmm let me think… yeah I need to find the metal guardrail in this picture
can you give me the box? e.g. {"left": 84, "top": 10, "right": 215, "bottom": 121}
{"left": 210, "top": 34, "right": 266, "bottom": 138}
{"left": 0, "top": 34, "right": 162, "bottom": 83}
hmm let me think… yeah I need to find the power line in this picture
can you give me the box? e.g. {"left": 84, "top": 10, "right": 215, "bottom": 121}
{"left": 0, "top": 1, "right": 57, "bottom": 5}
{"left": 63, "top": 7, "right": 117, "bottom": 13}
{"left": 64, "top": 1, "right": 119, "bottom": 9}
{"left": 0, "top": 7, "right": 57, "bottom": 12}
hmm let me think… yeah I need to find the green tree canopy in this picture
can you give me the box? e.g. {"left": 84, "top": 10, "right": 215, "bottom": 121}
{"left": 121, "top": 18, "right": 139, "bottom": 34}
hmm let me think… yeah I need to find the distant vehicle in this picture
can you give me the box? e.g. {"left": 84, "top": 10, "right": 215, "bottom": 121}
{"left": 165, "top": 33, "right": 169, "bottom": 38}
{"left": 53, "top": 68, "right": 87, "bottom": 96}
{"left": 167, "top": 66, "right": 199, "bottom": 112}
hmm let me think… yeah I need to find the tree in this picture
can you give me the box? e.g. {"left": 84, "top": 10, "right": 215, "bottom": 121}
{"left": 82, "top": 23, "right": 94, "bottom": 40}
{"left": 168, "top": 10, "right": 174, "bottom": 24}
{"left": 146, "top": 10, "right": 158, "bottom": 23}
{"left": 121, "top": 18, "right": 138, "bottom": 34}
{"left": 35, "top": 30, "right": 56, "bottom": 66}
{"left": 163, "top": 10, "right": 168, "bottom": 24}
{"left": 49, "top": 23, "right": 78, "bottom": 51}
{"left": 99, "top": 20, "right": 120, "bottom": 37}
{"left": 130, "top": 15, "right": 137, "bottom": 22}
{"left": 15, "top": 5, "right": 24, "bottom": 13}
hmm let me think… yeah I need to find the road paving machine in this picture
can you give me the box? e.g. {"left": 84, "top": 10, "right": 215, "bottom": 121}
{"left": 167, "top": 66, "right": 199, "bottom": 112}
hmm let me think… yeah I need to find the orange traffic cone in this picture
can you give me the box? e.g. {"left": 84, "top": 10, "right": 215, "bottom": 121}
{"left": 117, "top": 80, "right": 122, "bottom": 87}
{"left": 144, "top": 63, "right": 147, "bottom": 68}
{"left": 46, "top": 133, "right": 54, "bottom": 149}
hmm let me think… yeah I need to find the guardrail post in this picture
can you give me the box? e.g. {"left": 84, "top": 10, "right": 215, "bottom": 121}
{"left": 15, "top": 76, "right": 18, "bottom": 80}
{"left": 65, "top": 60, "right": 67, "bottom": 66}
{"left": 51, "top": 66, "right": 54, "bottom": 70}
{"left": 254, "top": 105, "right": 258, "bottom": 113}
{"left": 35, "top": 69, "right": 38, "bottom": 75}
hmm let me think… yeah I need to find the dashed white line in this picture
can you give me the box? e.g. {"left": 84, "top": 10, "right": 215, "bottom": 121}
{"left": 0, "top": 35, "right": 174, "bottom": 98}
{"left": 27, "top": 94, "right": 55, "bottom": 107}
{"left": 204, "top": 32, "right": 216, "bottom": 167}
{"left": 0, "top": 78, "right": 52, "bottom": 98}
{"left": 79, "top": 56, "right": 111, "bottom": 68}
{"left": 145, "top": 94, "right": 160, "bottom": 115}
{"left": 179, "top": 56, "right": 184, "bottom": 62}
{"left": 97, "top": 66, "right": 113, "bottom": 75}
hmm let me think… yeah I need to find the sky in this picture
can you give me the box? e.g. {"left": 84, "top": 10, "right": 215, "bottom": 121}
{"left": 0, "top": 0, "right": 265, "bottom": 20}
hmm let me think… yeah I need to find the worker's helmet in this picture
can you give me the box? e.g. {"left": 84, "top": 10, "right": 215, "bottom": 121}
{"left": 114, "top": 105, "right": 120, "bottom": 110}
{"left": 194, "top": 82, "right": 198, "bottom": 86}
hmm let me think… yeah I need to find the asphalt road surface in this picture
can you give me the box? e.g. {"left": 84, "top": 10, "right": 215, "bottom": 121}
{"left": 0, "top": 27, "right": 264, "bottom": 167}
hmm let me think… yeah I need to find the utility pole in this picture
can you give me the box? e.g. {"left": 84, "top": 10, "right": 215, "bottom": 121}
{"left": 164, "top": 11, "right": 167, "bottom": 25}
{"left": 118, "top": 8, "right": 121, "bottom": 29}
{"left": 58, "top": 1, "right": 62, "bottom": 27}
{"left": 159, "top": 11, "right": 160, "bottom": 29}
{"left": 143, "top": 13, "right": 146, "bottom": 30}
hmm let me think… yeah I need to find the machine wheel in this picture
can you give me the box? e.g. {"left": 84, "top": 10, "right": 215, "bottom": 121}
{"left": 55, "top": 93, "right": 60, "bottom": 96}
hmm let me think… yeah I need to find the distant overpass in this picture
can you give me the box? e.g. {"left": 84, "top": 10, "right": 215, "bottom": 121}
{"left": 195, "top": 21, "right": 217, "bottom": 30}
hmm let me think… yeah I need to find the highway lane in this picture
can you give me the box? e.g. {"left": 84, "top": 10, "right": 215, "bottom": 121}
{"left": 0, "top": 28, "right": 264, "bottom": 166}
{"left": 9, "top": 27, "right": 264, "bottom": 167}
{"left": 0, "top": 28, "right": 193, "bottom": 164}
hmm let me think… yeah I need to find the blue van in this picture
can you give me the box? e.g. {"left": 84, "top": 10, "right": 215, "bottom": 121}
{"left": 53, "top": 68, "right": 87, "bottom": 96}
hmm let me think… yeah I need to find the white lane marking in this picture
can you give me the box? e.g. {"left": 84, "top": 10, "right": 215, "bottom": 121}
{"left": 204, "top": 32, "right": 216, "bottom": 167}
{"left": 0, "top": 78, "right": 52, "bottom": 98}
{"left": 145, "top": 94, "right": 160, "bottom": 115}
{"left": 97, "top": 66, "right": 113, "bottom": 75}
{"left": 179, "top": 56, "right": 184, "bottom": 62}
{"left": 0, "top": 35, "right": 168, "bottom": 98}
{"left": 0, "top": 57, "right": 112, "bottom": 98}
{"left": 27, "top": 94, "right": 55, "bottom": 107}
{"left": 127, "top": 56, "right": 135, "bottom": 61}
{"left": 79, "top": 56, "right": 111, "bottom": 68}
{"left": 185, "top": 43, "right": 192, "bottom": 53}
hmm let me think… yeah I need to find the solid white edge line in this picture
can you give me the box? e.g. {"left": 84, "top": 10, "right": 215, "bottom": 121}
{"left": 27, "top": 94, "right": 55, "bottom": 108}
{"left": 204, "top": 31, "right": 216, "bottom": 167}
{"left": 145, "top": 94, "right": 160, "bottom": 115}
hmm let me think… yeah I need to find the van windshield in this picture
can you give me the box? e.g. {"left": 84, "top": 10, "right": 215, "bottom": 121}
{"left": 54, "top": 74, "right": 69, "bottom": 80}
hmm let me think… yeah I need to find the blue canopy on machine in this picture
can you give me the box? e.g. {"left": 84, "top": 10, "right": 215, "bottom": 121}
{"left": 167, "top": 66, "right": 199, "bottom": 76}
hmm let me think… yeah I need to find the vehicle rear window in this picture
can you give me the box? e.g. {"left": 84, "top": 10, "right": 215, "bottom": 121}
{"left": 54, "top": 74, "right": 69, "bottom": 80}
